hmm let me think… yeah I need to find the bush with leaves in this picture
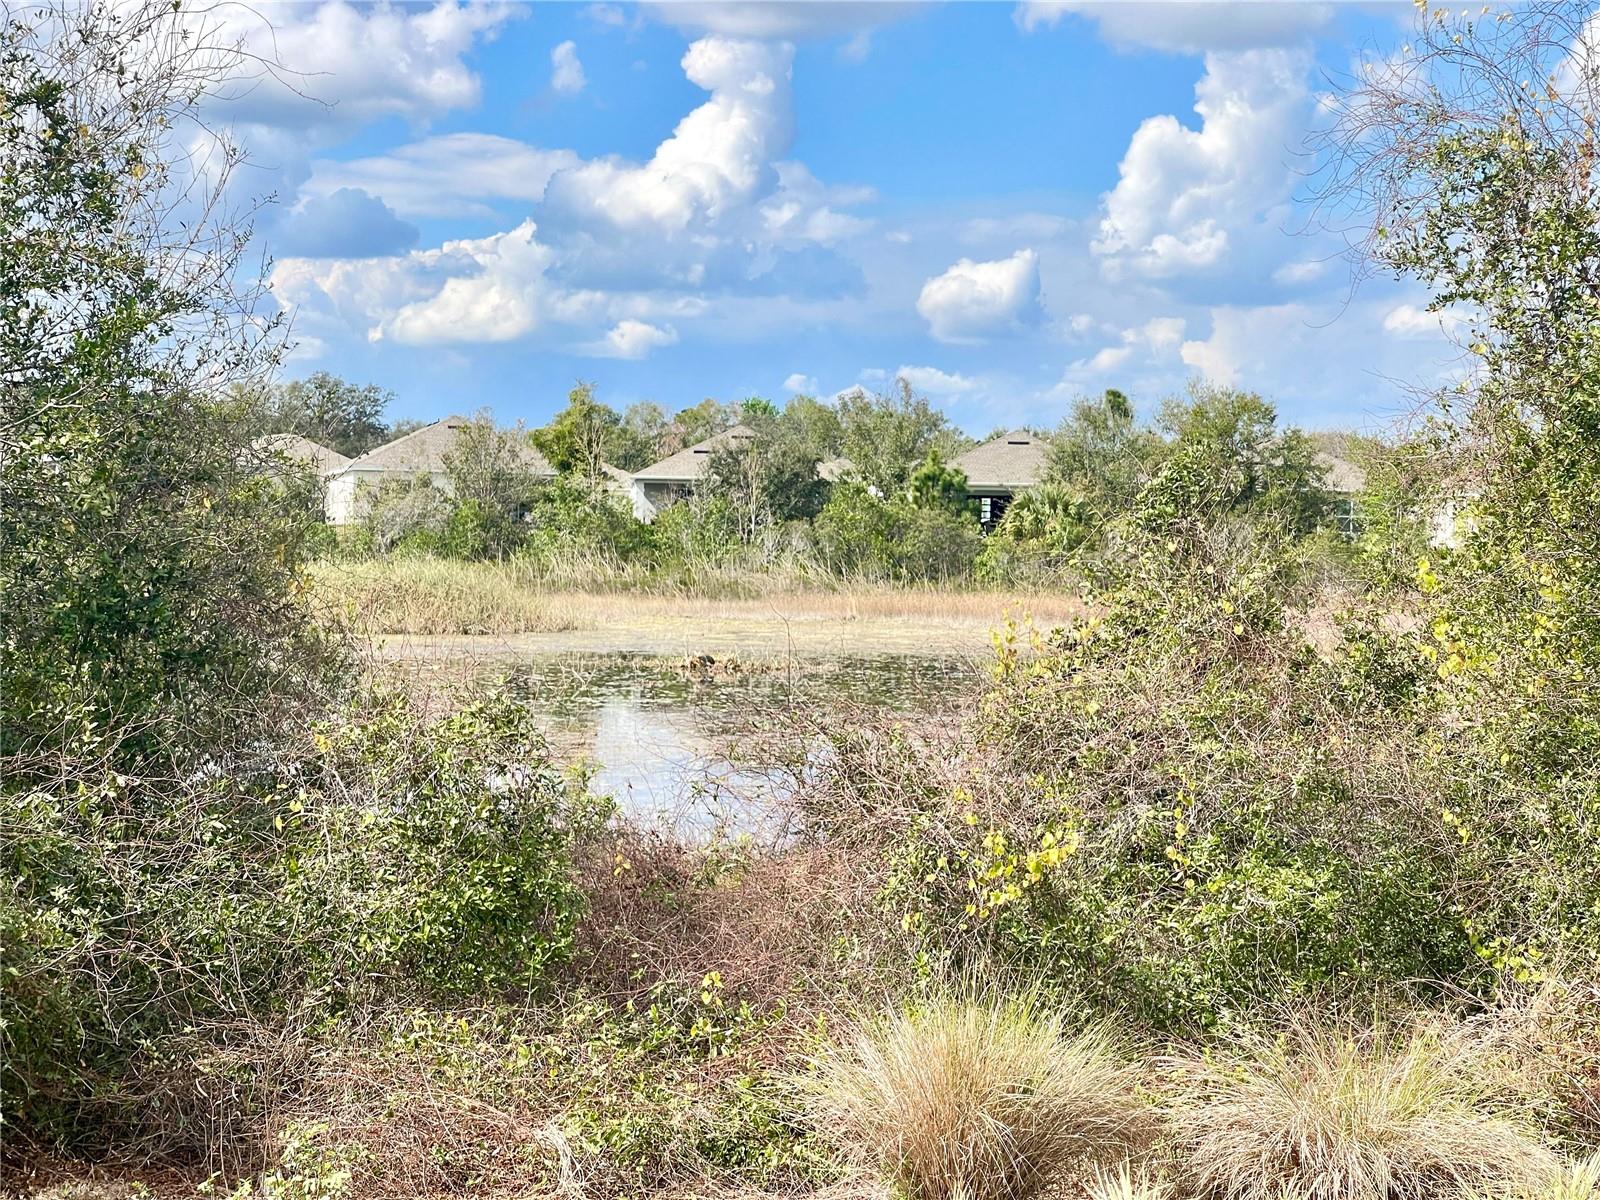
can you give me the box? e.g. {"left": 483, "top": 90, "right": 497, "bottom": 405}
{"left": 975, "top": 482, "right": 1092, "bottom": 584}
{"left": 800, "top": 511, "right": 1484, "bottom": 1027}
{"left": 813, "top": 483, "right": 980, "bottom": 583}
{"left": 357, "top": 476, "right": 455, "bottom": 556}
{"left": 2, "top": 687, "right": 608, "bottom": 1158}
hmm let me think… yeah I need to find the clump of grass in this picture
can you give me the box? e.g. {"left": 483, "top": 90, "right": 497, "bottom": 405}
{"left": 1085, "top": 1161, "right": 1176, "bottom": 1200}
{"left": 1167, "top": 1019, "right": 1557, "bottom": 1200}
{"left": 1542, "top": 1153, "right": 1600, "bottom": 1200}
{"left": 800, "top": 995, "right": 1147, "bottom": 1200}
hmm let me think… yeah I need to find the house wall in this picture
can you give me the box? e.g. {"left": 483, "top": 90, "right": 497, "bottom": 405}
{"left": 324, "top": 469, "right": 451, "bottom": 525}
{"left": 630, "top": 479, "right": 690, "bottom": 524}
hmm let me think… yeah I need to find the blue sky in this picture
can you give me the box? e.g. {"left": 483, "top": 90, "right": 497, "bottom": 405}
{"left": 210, "top": 1, "right": 1468, "bottom": 433}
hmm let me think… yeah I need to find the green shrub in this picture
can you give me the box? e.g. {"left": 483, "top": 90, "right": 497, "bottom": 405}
{"left": 359, "top": 476, "right": 453, "bottom": 556}
{"left": 0, "top": 688, "right": 607, "bottom": 1156}
{"left": 976, "top": 482, "right": 1090, "bottom": 583}
{"left": 813, "top": 483, "right": 980, "bottom": 582}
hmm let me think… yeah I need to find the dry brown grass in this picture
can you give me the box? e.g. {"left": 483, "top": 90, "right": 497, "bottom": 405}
{"left": 1165, "top": 1018, "right": 1558, "bottom": 1200}
{"left": 309, "top": 559, "right": 1086, "bottom": 639}
{"left": 801, "top": 995, "right": 1149, "bottom": 1200}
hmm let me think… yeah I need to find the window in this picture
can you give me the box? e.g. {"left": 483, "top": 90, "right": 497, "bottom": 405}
{"left": 1335, "top": 497, "right": 1361, "bottom": 539}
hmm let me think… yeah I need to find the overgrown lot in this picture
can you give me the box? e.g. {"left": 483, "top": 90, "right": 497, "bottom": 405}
{"left": 4, "top": 3, "right": 1599, "bottom": 1200}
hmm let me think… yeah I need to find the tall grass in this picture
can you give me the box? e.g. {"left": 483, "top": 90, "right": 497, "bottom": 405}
{"left": 800, "top": 995, "right": 1147, "bottom": 1200}
{"left": 1167, "top": 1020, "right": 1557, "bottom": 1200}
{"left": 309, "top": 557, "right": 1087, "bottom": 637}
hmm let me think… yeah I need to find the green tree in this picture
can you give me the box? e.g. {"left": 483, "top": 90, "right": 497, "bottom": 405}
{"left": 532, "top": 382, "right": 622, "bottom": 480}
{"left": 837, "top": 379, "right": 969, "bottom": 496}
{"left": 783, "top": 393, "right": 844, "bottom": 461}
{"left": 612, "top": 401, "right": 669, "bottom": 470}
{"left": 905, "top": 450, "right": 971, "bottom": 513}
{"left": 706, "top": 409, "right": 827, "bottom": 540}
{"left": 443, "top": 414, "right": 543, "bottom": 558}
{"left": 259, "top": 371, "right": 395, "bottom": 457}
{"left": 1323, "top": 0, "right": 1600, "bottom": 964}
{"left": 0, "top": 0, "right": 332, "bottom": 770}
{"left": 1045, "top": 389, "right": 1164, "bottom": 518}
{"left": 661, "top": 398, "right": 737, "bottom": 454}
{"left": 1153, "top": 384, "right": 1332, "bottom": 534}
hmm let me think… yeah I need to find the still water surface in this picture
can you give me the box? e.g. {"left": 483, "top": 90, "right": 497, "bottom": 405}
{"left": 488, "top": 652, "right": 978, "bottom": 838}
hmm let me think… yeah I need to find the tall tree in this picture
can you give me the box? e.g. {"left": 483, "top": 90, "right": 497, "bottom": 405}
{"left": 532, "top": 382, "right": 621, "bottom": 481}
{"left": 1045, "top": 389, "right": 1164, "bottom": 517}
{"left": 1321, "top": 0, "right": 1600, "bottom": 970}
{"left": 706, "top": 409, "right": 827, "bottom": 540}
{"left": 444, "top": 413, "right": 544, "bottom": 516}
{"left": 1153, "top": 384, "right": 1332, "bottom": 534}
{"left": 837, "top": 378, "right": 968, "bottom": 496}
{"left": 660, "top": 398, "right": 737, "bottom": 455}
{"left": 783, "top": 393, "right": 844, "bottom": 461}
{"left": 260, "top": 371, "right": 395, "bottom": 457}
{"left": 612, "top": 401, "right": 669, "bottom": 471}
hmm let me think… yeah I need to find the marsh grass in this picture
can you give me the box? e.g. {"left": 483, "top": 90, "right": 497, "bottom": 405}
{"left": 1167, "top": 1019, "right": 1557, "bottom": 1200}
{"left": 800, "top": 995, "right": 1148, "bottom": 1200}
{"left": 309, "top": 557, "right": 1086, "bottom": 636}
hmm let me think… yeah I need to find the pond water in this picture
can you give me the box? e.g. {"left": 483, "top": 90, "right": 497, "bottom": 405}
{"left": 475, "top": 651, "right": 981, "bottom": 839}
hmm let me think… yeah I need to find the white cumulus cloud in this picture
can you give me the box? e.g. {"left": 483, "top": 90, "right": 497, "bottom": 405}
{"left": 585, "top": 319, "right": 680, "bottom": 359}
{"left": 896, "top": 365, "right": 979, "bottom": 395}
{"left": 784, "top": 372, "right": 819, "bottom": 394}
{"left": 916, "top": 249, "right": 1043, "bottom": 342}
{"left": 550, "top": 40, "right": 587, "bottom": 94}
{"left": 304, "top": 134, "right": 581, "bottom": 219}
{"left": 1093, "top": 49, "right": 1309, "bottom": 281}
{"left": 542, "top": 37, "right": 795, "bottom": 235}
{"left": 1076, "top": 316, "right": 1187, "bottom": 374}
{"left": 1383, "top": 303, "right": 1471, "bottom": 339}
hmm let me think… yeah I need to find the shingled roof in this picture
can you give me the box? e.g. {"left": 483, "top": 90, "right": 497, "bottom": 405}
{"left": 253, "top": 433, "right": 352, "bottom": 476}
{"left": 347, "top": 416, "right": 554, "bottom": 477}
{"left": 630, "top": 424, "right": 757, "bottom": 483}
{"left": 951, "top": 430, "right": 1050, "bottom": 491}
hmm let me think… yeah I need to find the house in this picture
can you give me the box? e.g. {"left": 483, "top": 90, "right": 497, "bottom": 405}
{"left": 253, "top": 432, "right": 352, "bottom": 477}
{"left": 951, "top": 430, "right": 1050, "bottom": 529}
{"left": 251, "top": 434, "right": 350, "bottom": 520}
{"left": 323, "top": 416, "right": 555, "bottom": 525}
{"left": 627, "top": 424, "right": 756, "bottom": 521}
{"left": 1313, "top": 450, "right": 1368, "bottom": 538}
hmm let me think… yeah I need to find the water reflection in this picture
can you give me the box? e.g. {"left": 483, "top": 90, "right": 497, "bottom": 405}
{"left": 489, "top": 652, "right": 976, "bottom": 839}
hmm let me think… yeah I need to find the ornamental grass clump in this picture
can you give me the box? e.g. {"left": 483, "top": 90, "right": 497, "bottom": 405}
{"left": 1168, "top": 1020, "right": 1557, "bottom": 1200}
{"left": 801, "top": 995, "right": 1147, "bottom": 1200}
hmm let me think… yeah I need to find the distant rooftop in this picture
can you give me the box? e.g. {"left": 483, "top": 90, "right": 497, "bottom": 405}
{"left": 253, "top": 433, "right": 351, "bottom": 476}
{"left": 951, "top": 430, "right": 1050, "bottom": 492}
{"left": 630, "top": 423, "right": 757, "bottom": 483}
{"left": 1313, "top": 451, "right": 1367, "bottom": 494}
{"left": 347, "top": 416, "right": 554, "bottom": 477}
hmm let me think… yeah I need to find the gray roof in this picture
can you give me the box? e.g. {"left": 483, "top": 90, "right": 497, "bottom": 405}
{"left": 1314, "top": 451, "right": 1367, "bottom": 494}
{"left": 253, "top": 433, "right": 351, "bottom": 476}
{"left": 346, "top": 416, "right": 553, "bottom": 477}
{"left": 817, "top": 456, "right": 854, "bottom": 483}
{"left": 630, "top": 423, "right": 756, "bottom": 483}
{"left": 952, "top": 430, "right": 1049, "bottom": 491}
